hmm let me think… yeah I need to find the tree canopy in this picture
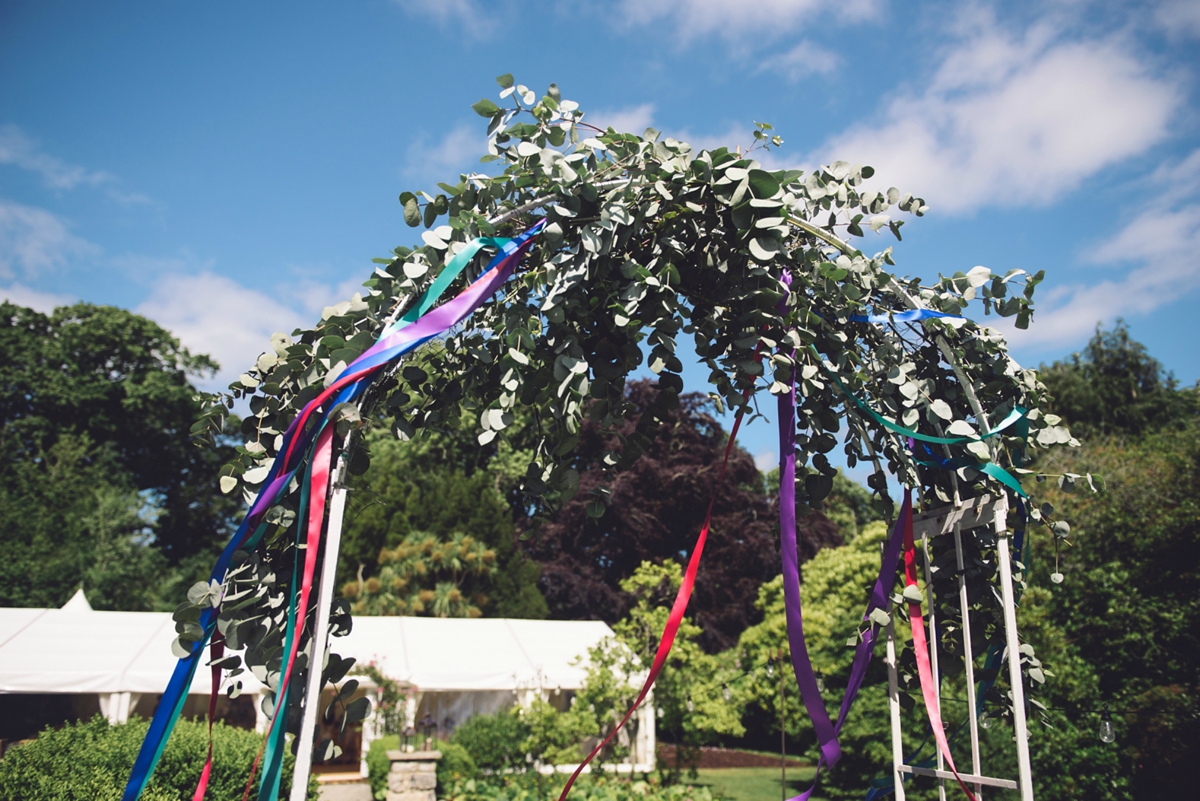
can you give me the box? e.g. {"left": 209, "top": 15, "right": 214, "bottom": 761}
{"left": 340, "top": 426, "right": 548, "bottom": 619}
{"left": 527, "top": 379, "right": 841, "bottom": 652}
{"left": 0, "top": 302, "right": 237, "bottom": 609}
{"left": 1039, "top": 319, "right": 1195, "bottom": 438}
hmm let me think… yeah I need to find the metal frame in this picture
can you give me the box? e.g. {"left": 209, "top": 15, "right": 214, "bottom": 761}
{"left": 884, "top": 493, "right": 1034, "bottom": 801}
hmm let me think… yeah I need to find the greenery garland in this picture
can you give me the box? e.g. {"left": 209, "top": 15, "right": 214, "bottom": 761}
{"left": 180, "top": 74, "right": 1089, "bottom": 755}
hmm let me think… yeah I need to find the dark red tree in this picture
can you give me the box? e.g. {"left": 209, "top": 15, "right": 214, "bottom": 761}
{"left": 523, "top": 379, "right": 841, "bottom": 652}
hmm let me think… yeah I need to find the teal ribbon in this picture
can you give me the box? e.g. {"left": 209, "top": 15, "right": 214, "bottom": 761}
{"left": 382, "top": 237, "right": 511, "bottom": 336}
{"left": 810, "top": 347, "right": 1030, "bottom": 497}
{"left": 811, "top": 347, "right": 1027, "bottom": 445}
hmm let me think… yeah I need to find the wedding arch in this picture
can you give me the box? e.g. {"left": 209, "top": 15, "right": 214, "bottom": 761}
{"left": 122, "top": 76, "right": 1078, "bottom": 801}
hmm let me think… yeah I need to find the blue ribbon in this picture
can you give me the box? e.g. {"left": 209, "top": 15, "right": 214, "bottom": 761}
{"left": 848, "top": 309, "right": 962, "bottom": 324}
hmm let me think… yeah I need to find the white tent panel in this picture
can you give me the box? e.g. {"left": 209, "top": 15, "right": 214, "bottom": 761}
{"left": 331, "top": 616, "right": 612, "bottom": 692}
{"left": 0, "top": 608, "right": 47, "bottom": 651}
{"left": 0, "top": 607, "right": 613, "bottom": 697}
{"left": 0, "top": 608, "right": 254, "bottom": 695}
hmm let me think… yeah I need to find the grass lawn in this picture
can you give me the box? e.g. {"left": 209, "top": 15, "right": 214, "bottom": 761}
{"left": 690, "top": 767, "right": 826, "bottom": 801}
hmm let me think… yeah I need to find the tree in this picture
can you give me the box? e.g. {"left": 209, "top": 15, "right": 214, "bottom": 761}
{"left": 0, "top": 302, "right": 237, "bottom": 567}
{"left": 343, "top": 530, "right": 498, "bottom": 617}
{"left": 609, "top": 561, "right": 746, "bottom": 780}
{"left": 0, "top": 433, "right": 167, "bottom": 610}
{"left": 526, "top": 380, "right": 842, "bottom": 653}
{"left": 340, "top": 428, "right": 548, "bottom": 618}
{"left": 1033, "top": 419, "right": 1200, "bottom": 798}
{"left": 1039, "top": 319, "right": 1195, "bottom": 438}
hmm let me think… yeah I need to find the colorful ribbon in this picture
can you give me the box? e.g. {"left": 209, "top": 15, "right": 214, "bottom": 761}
{"left": 901, "top": 500, "right": 978, "bottom": 801}
{"left": 123, "top": 224, "right": 543, "bottom": 801}
{"left": 848, "top": 309, "right": 961, "bottom": 324}
{"left": 777, "top": 272, "right": 841, "bottom": 779}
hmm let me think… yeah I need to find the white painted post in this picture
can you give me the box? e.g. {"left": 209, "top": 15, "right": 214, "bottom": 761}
{"left": 886, "top": 616, "right": 906, "bottom": 801}
{"left": 995, "top": 520, "right": 1035, "bottom": 801}
{"left": 954, "top": 523, "right": 983, "bottom": 800}
{"left": 290, "top": 455, "right": 351, "bottom": 801}
{"left": 643, "top": 688, "right": 656, "bottom": 771}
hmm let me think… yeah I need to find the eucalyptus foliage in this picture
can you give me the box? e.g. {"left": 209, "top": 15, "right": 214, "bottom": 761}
{"left": 179, "top": 75, "right": 1082, "bottom": 758}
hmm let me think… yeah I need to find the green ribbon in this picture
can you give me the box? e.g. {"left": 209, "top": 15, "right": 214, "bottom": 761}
{"left": 259, "top": 438, "right": 317, "bottom": 800}
{"left": 809, "top": 346, "right": 1030, "bottom": 497}
{"left": 811, "top": 347, "right": 1026, "bottom": 444}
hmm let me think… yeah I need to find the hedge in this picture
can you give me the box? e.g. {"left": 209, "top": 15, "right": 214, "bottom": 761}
{"left": 0, "top": 714, "right": 319, "bottom": 801}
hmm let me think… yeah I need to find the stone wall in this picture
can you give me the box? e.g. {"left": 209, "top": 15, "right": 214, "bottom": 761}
{"left": 385, "top": 751, "right": 440, "bottom": 801}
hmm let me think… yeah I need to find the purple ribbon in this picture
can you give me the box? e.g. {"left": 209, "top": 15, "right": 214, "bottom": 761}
{"left": 777, "top": 271, "right": 841, "bottom": 771}
{"left": 777, "top": 271, "right": 907, "bottom": 799}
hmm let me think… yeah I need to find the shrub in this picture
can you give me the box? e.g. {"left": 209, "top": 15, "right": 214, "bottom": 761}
{"left": 442, "top": 773, "right": 715, "bottom": 801}
{"left": 0, "top": 714, "right": 318, "bottom": 801}
{"left": 450, "top": 709, "right": 529, "bottom": 773}
{"left": 366, "top": 734, "right": 398, "bottom": 800}
{"left": 367, "top": 736, "right": 477, "bottom": 800}
{"left": 436, "top": 741, "right": 479, "bottom": 790}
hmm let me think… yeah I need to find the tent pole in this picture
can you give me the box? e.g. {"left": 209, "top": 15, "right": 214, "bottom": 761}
{"left": 291, "top": 452, "right": 350, "bottom": 801}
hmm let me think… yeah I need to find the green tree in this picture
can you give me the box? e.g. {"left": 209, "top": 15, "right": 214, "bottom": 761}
{"left": 0, "top": 433, "right": 167, "bottom": 610}
{"left": 341, "top": 427, "right": 548, "bottom": 618}
{"left": 1039, "top": 319, "right": 1195, "bottom": 438}
{"left": 0, "top": 302, "right": 238, "bottom": 587}
{"left": 1033, "top": 420, "right": 1200, "bottom": 798}
{"left": 609, "top": 561, "right": 746, "bottom": 780}
{"left": 344, "top": 530, "right": 498, "bottom": 617}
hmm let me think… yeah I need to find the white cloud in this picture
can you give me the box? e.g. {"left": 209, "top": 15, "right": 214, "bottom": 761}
{"left": 1154, "top": 0, "right": 1200, "bottom": 39}
{"left": 286, "top": 275, "right": 370, "bottom": 319}
{"left": 135, "top": 272, "right": 308, "bottom": 387}
{"left": 614, "top": 0, "right": 883, "bottom": 41}
{"left": 0, "top": 282, "right": 76, "bottom": 313}
{"left": 771, "top": 39, "right": 842, "bottom": 81}
{"left": 0, "top": 198, "right": 97, "bottom": 280}
{"left": 588, "top": 104, "right": 656, "bottom": 135}
{"left": 754, "top": 450, "right": 778, "bottom": 472}
{"left": 0, "top": 124, "right": 152, "bottom": 205}
{"left": 402, "top": 124, "right": 484, "bottom": 185}
{"left": 392, "top": 0, "right": 491, "bottom": 37}
{"left": 0, "top": 124, "right": 113, "bottom": 191}
{"left": 1002, "top": 149, "right": 1200, "bottom": 348}
{"left": 813, "top": 20, "right": 1180, "bottom": 213}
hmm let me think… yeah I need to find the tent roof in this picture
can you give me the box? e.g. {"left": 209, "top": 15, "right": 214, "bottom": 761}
{"left": 0, "top": 606, "right": 613, "bottom": 696}
{"left": 340, "top": 616, "right": 614, "bottom": 692}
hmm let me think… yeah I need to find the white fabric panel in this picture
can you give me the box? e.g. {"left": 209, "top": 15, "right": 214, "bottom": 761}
{"left": 0, "top": 607, "right": 47, "bottom": 650}
{"left": 0, "top": 607, "right": 613, "bottom": 696}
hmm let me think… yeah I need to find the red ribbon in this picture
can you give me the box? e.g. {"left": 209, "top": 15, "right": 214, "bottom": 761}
{"left": 191, "top": 637, "right": 224, "bottom": 801}
{"left": 556, "top": 376, "right": 759, "bottom": 801}
{"left": 241, "top": 423, "right": 336, "bottom": 800}
{"left": 901, "top": 496, "right": 977, "bottom": 801}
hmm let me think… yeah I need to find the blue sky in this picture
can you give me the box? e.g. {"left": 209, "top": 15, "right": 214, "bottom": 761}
{"left": 2, "top": 0, "right": 1198, "bottom": 472}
